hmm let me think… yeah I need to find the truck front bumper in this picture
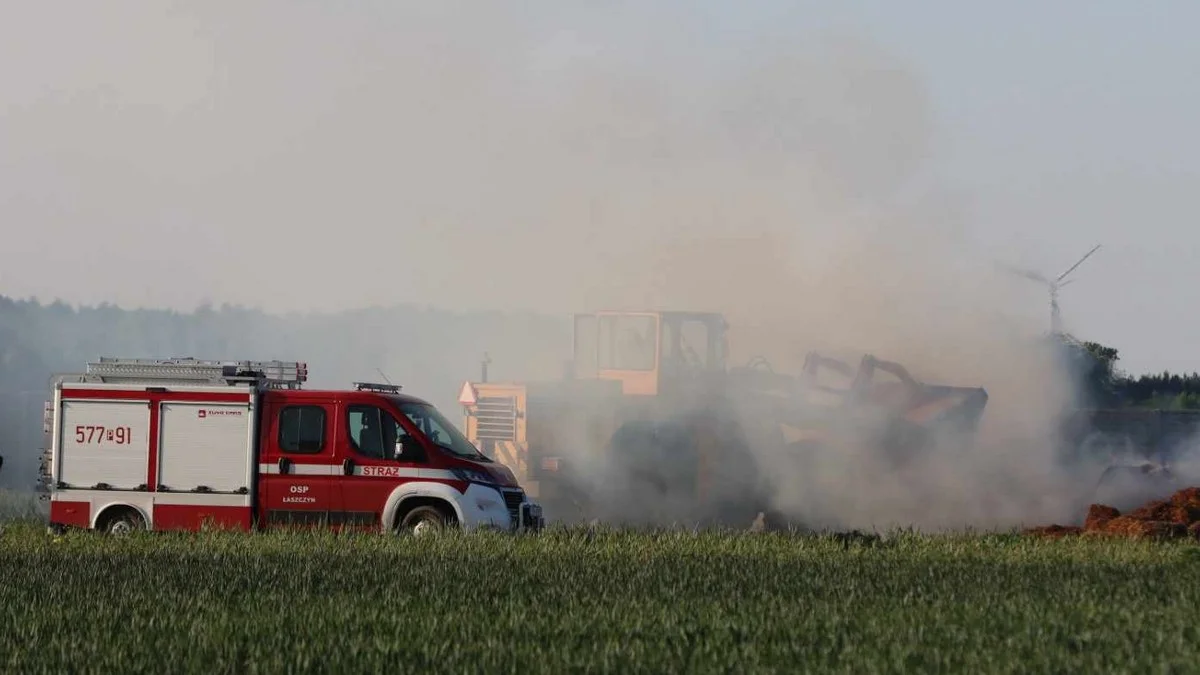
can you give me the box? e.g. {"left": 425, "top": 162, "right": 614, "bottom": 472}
{"left": 519, "top": 500, "right": 545, "bottom": 532}
{"left": 461, "top": 485, "right": 545, "bottom": 533}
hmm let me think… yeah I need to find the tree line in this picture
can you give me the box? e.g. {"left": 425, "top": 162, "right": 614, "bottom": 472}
{"left": 1067, "top": 337, "right": 1200, "bottom": 410}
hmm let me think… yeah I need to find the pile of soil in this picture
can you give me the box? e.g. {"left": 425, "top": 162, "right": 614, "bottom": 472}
{"left": 1025, "top": 486, "right": 1200, "bottom": 540}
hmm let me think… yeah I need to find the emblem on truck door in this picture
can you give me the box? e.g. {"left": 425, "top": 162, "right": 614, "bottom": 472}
{"left": 282, "top": 484, "right": 316, "bottom": 504}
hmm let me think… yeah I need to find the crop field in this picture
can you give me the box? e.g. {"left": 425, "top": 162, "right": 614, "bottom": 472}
{"left": 1, "top": 511, "right": 1199, "bottom": 674}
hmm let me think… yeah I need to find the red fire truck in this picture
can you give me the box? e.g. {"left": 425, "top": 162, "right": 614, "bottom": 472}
{"left": 43, "top": 357, "right": 543, "bottom": 535}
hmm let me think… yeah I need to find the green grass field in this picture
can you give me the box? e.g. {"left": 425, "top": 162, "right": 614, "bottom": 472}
{"left": 2, "top": 517, "right": 1199, "bottom": 674}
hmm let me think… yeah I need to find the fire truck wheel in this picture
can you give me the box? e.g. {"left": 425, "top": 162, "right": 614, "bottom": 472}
{"left": 99, "top": 507, "right": 145, "bottom": 535}
{"left": 398, "top": 504, "right": 455, "bottom": 536}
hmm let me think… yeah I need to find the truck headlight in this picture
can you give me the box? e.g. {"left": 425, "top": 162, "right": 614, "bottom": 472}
{"left": 451, "top": 467, "right": 494, "bottom": 485}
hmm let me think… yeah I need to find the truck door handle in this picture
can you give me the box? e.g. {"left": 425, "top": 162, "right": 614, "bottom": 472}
{"left": 343, "top": 458, "right": 354, "bottom": 475}
{"left": 278, "top": 457, "right": 292, "bottom": 475}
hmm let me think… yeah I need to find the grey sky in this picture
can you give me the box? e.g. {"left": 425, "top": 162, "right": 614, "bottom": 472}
{"left": 1, "top": 1, "right": 1196, "bottom": 376}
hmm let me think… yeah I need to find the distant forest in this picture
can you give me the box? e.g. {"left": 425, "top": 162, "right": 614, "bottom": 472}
{"left": 1118, "top": 372, "right": 1200, "bottom": 409}
{"left": 1064, "top": 339, "right": 1200, "bottom": 410}
{"left": 0, "top": 295, "right": 571, "bottom": 488}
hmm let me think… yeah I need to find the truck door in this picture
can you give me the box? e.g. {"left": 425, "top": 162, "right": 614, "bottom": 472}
{"left": 335, "top": 402, "right": 428, "bottom": 530}
{"left": 258, "top": 399, "right": 342, "bottom": 528}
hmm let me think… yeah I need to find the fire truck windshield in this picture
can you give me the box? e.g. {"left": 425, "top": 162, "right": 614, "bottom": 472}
{"left": 394, "top": 400, "right": 490, "bottom": 461}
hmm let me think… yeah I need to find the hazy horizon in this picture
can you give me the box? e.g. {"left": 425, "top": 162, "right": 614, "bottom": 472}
{"left": 3, "top": 1, "right": 1197, "bottom": 377}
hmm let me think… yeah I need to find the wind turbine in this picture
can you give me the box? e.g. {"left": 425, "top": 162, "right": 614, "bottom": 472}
{"left": 1000, "top": 244, "right": 1101, "bottom": 335}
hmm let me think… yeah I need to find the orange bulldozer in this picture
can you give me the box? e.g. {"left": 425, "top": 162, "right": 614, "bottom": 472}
{"left": 460, "top": 311, "right": 990, "bottom": 528}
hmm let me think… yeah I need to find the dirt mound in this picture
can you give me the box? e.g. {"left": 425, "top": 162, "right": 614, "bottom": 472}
{"left": 1084, "top": 504, "right": 1120, "bottom": 531}
{"left": 1025, "top": 486, "right": 1200, "bottom": 541}
{"left": 1098, "top": 516, "right": 1187, "bottom": 539}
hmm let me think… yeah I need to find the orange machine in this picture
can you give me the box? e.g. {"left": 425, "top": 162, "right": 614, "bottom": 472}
{"left": 461, "top": 310, "right": 989, "bottom": 528}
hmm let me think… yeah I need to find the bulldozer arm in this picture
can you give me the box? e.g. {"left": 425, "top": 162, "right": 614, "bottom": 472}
{"left": 797, "top": 351, "right": 986, "bottom": 426}
{"left": 849, "top": 355, "right": 920, "bottom": 394}
{"left": 799, "top": 352, "right": 856, "bottom": 394}
{"left": 799, "top": 352, "right": 919, "bottom": 398}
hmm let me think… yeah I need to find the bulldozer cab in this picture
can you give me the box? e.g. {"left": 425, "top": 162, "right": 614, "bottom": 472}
{"left": 571, "top": 311, "right": 727, "bottom": 396}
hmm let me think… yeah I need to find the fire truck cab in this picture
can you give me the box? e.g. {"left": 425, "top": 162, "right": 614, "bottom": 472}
{"left": 44, "top": 357, "right": 543, "bottom": 535}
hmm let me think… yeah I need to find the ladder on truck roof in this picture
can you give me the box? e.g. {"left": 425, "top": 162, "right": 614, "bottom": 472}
{"left": 77, "top": 357, "right": 308, "bottom": 389}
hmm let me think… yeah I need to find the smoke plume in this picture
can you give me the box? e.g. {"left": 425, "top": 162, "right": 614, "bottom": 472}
{"left": 1, "top": 4, "right": 1130, "bottom": 528}
{"left": 465, "top": 27, "right": 1098, "bottom": 531}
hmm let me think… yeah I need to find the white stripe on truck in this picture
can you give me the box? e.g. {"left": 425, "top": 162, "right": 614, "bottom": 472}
{"left": 257, "top": 463, "right": 337, "bottom": 476}
{"left": 257, "top": 463, "right": 459, "bottom": 481}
